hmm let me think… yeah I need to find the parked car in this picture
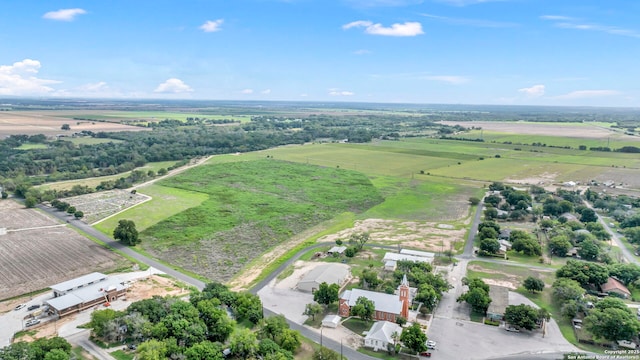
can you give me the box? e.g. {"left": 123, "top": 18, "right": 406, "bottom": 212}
{"left": 27, "top": 304, "right": 40, "bottom": 311}
{"left": 128, "top": 344, "right": 137, "bottom": 350}
{"left": 426, "top": 340, "right": 437, "bottom": 349}
{"left": 420, "top": 351, "right": 432, "bottom": 357}
{"left": 14, "top": 304, "right": 26, "bottom": 311}
{"left": 505, "top": 325, "right": 521, "bottom": 332}
{"left": 25, "top": 319, "right": 40, "bottom": 327}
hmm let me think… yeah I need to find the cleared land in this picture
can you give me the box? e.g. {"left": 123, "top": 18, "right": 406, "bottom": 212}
{"left": 63, "top": 190, "right": 149, "bottom": 224}
{"left": 135, "top": 159, "right": 383, "bottom": 282}
{"left": 0, "top": 200, "right": 127, "bottom": 300}
{"left": 0, "top": 111, "right": 148, "bottom": 138}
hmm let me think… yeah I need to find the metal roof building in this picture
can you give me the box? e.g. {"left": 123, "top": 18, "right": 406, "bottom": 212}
{"left": 46, "top": 274, "right": 127, "bottom": 318}
{"left": 297, "top": 263, "right": 350, "bottom": 293}
{"left": 50, "top": 272, "right": 108, "bottom": 297}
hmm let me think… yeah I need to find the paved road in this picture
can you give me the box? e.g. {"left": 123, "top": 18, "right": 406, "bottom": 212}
{"left": 583, "top": 200, "right": 639, "bottom": 266}
{"left": 463, "top": 197, "right": 485, "bottom": 258}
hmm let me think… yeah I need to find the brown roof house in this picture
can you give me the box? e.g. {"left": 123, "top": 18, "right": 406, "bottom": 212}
{"left": 601, "top": 277, "right": 631, "bottom": 298}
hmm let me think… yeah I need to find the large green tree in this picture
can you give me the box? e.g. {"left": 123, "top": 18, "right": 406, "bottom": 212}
{"left": 584, "top": 307, "right": 640, "bottom": 342}
{"left": 350, "top": 296, "right": 375, "bottom": 321}
{"left": 504, "top": 304, "right": 539, "bottom": 330}
{"left": 313, "top": 282, "right": 339, "bottom": 305}
{"left": 552, "top": 278, "right": 586, "bottom": 303}
{"left": 400, "top": 323, "right": 427, "bottom": 354}
{"left": 523, "top": 276, "right": 545, "bottom": 293}
{"left": 113, "top": 219, "right": 140, "bottom": 246}
{"left": 556, "top": 260, "right": 609, "bottom": 287}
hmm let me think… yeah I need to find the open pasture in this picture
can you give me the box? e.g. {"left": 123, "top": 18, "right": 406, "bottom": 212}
{"left": 64, "top": 190, "right": 149, "bottom": 224}
{"left": 129, "top": 160, "right": 382, "bottom": 282}
{"left": 440, "top": 120, "right": 627, "bottom": 138}
{"left": 94, "top": 184, "right": 209, "bottom": 233}
{"left": 0, "top": 111, "right": 148, "bottom": 139}
{"left": 0, "top": 200, "right": 126, "bottom": 300}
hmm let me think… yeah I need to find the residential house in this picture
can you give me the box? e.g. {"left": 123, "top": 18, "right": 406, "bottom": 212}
{"left": 601, "top": 277, "right": 631, "bottom": 298}
{"left": 364, "top": 321, "right": 402, "bottom": 352}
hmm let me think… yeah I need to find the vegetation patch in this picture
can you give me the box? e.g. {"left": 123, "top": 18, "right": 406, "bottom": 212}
{"left": 140, "top": 159, "right": 383, "bottom": 282}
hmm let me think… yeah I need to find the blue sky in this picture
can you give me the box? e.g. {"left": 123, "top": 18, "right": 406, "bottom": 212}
{"left": 1, "top": 0, "right": 639, "bottom": 106}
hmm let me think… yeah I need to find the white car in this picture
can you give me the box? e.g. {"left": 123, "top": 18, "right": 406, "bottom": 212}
{"left": 426, "top": 340, "right": 437, "bottom": 349}
{"left": 25, "top": 319, "right": 40, "bottom": 327}
{"left": 14, "top": 304, "right": 26, "bottom": 311}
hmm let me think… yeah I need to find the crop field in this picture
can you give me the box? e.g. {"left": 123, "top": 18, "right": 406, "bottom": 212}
{"left": 0, "top": 111, "right": 148, "bottom": 139}
{"left": 0, "top": 200, "right": 127, "bottom": 300}
{"left": 134, "top": 159, "right": 383, "bottom": 282}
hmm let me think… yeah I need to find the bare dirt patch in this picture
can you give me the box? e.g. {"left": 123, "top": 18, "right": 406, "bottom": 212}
{"left": 439, "top": 121, "right": 628, "bottom": 139}
{"left": 0, "top": 111, "right": 149, "bottom": 139}
{"left": 229, "top": 218, "right": 466, "bottom": 291}
{"left": 318, "top": 219, "right": 466, "bottom": 252}
{"left": 0, "top": 200, "right": 127, "bottom": 300}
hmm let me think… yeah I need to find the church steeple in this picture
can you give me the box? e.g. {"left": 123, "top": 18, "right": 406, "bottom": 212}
{"left": 399, "top": 273, "right": 410, "bottom": 319}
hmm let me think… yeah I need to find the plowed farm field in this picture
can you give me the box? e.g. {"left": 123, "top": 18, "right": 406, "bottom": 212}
{"left": 0, "top": 200, "right": 127, "bottom": 300}
{"left": 0, "top": 110, "right": 148, "bottom": 138}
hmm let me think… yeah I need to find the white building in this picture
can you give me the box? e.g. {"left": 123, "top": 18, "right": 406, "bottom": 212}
{"left": 364, "top": 321, "right": 402, "bottom": 351}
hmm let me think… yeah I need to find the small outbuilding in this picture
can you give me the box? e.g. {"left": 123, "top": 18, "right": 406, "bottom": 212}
{"left": 486, "top": 285, "right": 509, "bottom": 321}
{"left": 322, "top": 314, "right": 341, "bottom": 328}
{"left": 327, "top": 246, "right": 347, "bottom": 255}
{"left": 384, "top": 260, "right": 397, "bottom": 271}
{"left": 601, "top": 277, "right": 631, "bottom": 298}
{"left": 297, "top": 264, "right": 349, "bottom": 293}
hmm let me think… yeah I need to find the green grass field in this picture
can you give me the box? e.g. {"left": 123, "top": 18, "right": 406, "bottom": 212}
{"left": 94, "top": 183, "right": 209, "bottom": 234}
{"left": 132, "top": 159, "right": 383, "bottom": 281}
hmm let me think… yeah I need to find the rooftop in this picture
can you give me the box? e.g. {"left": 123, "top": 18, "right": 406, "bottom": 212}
{"left": 341, "top": 288, "right": 403, "bottom": 315}
{"left": 50, "top": 272, "right": 108, "bottom": 293}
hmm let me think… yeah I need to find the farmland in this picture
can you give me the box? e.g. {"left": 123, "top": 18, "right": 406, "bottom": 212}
{"left": 0, "top": 110, "right": 148, "bottom": 139}
{"left": 0, "top": 200, "right": 128, "bottom": 300}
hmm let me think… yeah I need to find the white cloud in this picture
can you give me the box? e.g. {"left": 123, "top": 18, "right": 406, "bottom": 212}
{"left": 421, "top": 13, "right": 517, "bottom": 28}
{"left": 43, "top": 8, "right": 87, "bottom": 21}
{"left": 556, "top": 90, "right": 620, "bottom": 99}
{"left": 79, "top": 82, "right": 108, "bottom": 92}
{"left": 241, "top": 89, "right": 254, "bottom": 94}
{"left": 0, "top": 59, "right": 60, "bottom": 95}
{"left": 200, "top": 19, "right": 224, "bottom": 32}
{"left": 261, "top": 89, "right": 272, "bottom": 94}
{"left": 154, "top": 78, "right": 193, "bottom": 93}
{"left": 518, "top": 84, "right": 545, "bottom": 97}
{"left": 541, "top": 16, "right": 640, "bottom": 38}
{"left": 343, "top": 20, "right": 424, "bottom": 36}
{"left": 539, "top": 15, "right": 574, "bottom": 21}
{"left": 353, "top": 49, "right": 372, "bottom": 55}
{"left": 435, "top": 0, "right": 506, "bottom": 6}
{"left": 423, "top": 75, "right": 469, "bottom": 84}
{"left": 300, "top": 93, "right": 308, "bottom": 97}
{"left": 344, "top": 0, "right": 423, "bottom": 7}
{"left": 329, "top": 89, "right": 354, "bottom": 96}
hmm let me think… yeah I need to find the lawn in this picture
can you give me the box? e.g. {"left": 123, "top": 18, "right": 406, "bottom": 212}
{"left": 342, "top": 317, "right": 374, "bottom": 335}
